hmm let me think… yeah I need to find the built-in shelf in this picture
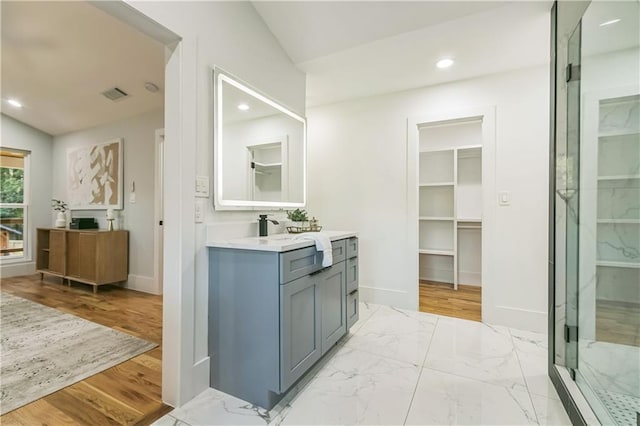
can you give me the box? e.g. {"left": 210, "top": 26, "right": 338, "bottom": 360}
{"left": 419, "top": 216, "right": 454, "bottom": 221}
{"left": 596, "top": 261, "right": 640, "bottom": 269}
{"left": 253, "top": 162, "right": 282, "bottom": 168}
{"left": 585, "top": 92, "right": 640, "bottom": 308}
{"left": 597, "top": 175, "right": 640, "bottom": 181}
{"left": 418, "top": 119, "right": 484, "bottom": 290}
{"left": 419, "top": 249, "right": 454, "bottom": 256}
{"left": 597, "top": 219, "right": 640, "bottom": 224}
{"left": 419, "top": 182, "right": 454, "bottom": 187}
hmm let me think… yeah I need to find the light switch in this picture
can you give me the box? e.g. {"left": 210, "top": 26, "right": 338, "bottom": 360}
{"left": 129, "top": 192, "right": 136, "bottom": 204}
{"left": 498, "top": 191, "right": 510, "bottom": 206}
{"left": 195, "top": 176, "right": 209, "bottom": 198}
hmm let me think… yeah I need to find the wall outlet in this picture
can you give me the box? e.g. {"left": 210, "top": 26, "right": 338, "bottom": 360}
{"left": 195, "top": 199, "right": 204, "bottom": 223}
{"left": 195, "top": 176, "right": 209, "bottom": 198}
{"left": 498, "top": 191, "right": 511, "bottom": 206}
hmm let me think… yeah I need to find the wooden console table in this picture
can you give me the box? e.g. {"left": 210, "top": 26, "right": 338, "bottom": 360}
{"left": 36, "top": 228, "right": 128, "bottom": 293}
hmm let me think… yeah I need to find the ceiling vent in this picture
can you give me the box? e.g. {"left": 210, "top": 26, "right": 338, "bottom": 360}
{"left": 101, "top": 87, "right": 129, "bottom": 101}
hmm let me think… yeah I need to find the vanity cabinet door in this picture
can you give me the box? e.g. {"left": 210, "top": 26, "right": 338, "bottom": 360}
{"left": 280, "top": 274, "right": 321, "bottom": 391}
{"left": 319, "top": 265, "right": 347, "bottom": 355}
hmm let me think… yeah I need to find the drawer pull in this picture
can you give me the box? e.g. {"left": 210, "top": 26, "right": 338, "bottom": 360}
{"left": 310, "top": 266, "right": 332, "bottom": 276}
{"left": 349, "top": 289, "right": 358, "bottom": 296}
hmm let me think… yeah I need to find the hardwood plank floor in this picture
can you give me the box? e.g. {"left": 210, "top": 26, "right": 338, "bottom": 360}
{"left": 596, "top": 300, "right": 640, "bottom": 347}
{"left": 419, "top": 280, "right": 482, "bottom": 322}
{"left": 1, "top": 274, "right": 171, "bottom": 425}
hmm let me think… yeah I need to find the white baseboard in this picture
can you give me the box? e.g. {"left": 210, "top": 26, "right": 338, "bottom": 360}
{"left": 172, "top": 356, "right": 210, "bottom": 407}
{"left": 125, "top": 274, "right": 161, "bottom": 295}
{"left": 359, "top": 285, "right": 412, "bottom": 310}
{"left": 187, "top": 356, "right": 211, "bottom": 405}
{"left": 419, "top": 268, "right": 453, "bottom": 284}
{"left": 0, "top": 261, "right": 36, "bottom": 278}
{"left": 484, "top": 304, "right": 547, "bottom": 333}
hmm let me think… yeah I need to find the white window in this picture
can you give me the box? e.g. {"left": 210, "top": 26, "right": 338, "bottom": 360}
{"left": 0, "top": 150, "right": 29, "bottom": 261}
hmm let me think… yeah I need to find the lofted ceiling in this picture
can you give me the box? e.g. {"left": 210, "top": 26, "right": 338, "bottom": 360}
{"left": 251, "top": 1, "right": 510, "bottom": 64}
{"left": 1, "top": 1, "right": 165, "bottom": 136}
{"left": 1, "top": 1, "right": 559, "bottom": 133}
{"left": 253, "top": 1, "right": 553, "bottom": 106}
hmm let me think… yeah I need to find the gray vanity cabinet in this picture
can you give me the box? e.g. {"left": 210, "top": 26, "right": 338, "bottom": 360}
{"left": 280, "top": 274, "right": 322, "bottom": 390}
{"left": 319, "top": 265, "right": 347, "bottom": 355}
{"left": 346, "top": 237, "right": 359, "bottom": 328}
{"left": 209, "top": 236, "right": 358, "bottom": 410}
{"left": 347, "top": 290, "right": 359, "bottom": 329}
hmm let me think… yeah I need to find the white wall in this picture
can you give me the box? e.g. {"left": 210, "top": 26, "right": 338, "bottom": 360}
{"left": 0, "top": 114, "right": 53, "bottom": 278}
{"left": 51, "top": 108, "right": 163, "bottom": 293}
{"left": 307, "top": 65, "right": 550, "bottom": 332}
{"left": 122, "top": 0, "right": 306, "bottom": 407}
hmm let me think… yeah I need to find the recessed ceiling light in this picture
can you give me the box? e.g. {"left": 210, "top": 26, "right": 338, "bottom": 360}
{"left": 238, "top": 103, "right": 250, "bottom": 111}
{"left": 7, "top": 99, "right": 23, "bottom": 108}
{"left": 600, "top": 19, "right": 621, "bottom": 27}
{"left": 436, "top": 58, "right": 454, "bottom": 69}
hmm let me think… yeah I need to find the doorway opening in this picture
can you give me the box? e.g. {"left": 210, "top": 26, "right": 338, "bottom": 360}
{"left": 409, "top": 108, "right": 495, "bottom": 322}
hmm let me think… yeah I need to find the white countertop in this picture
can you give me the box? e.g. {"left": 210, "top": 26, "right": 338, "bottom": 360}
{"left": 206, "top": 230, "right": 357, "bottom": 252}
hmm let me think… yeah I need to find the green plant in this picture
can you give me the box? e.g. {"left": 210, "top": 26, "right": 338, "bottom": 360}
{"left": 286, "top": 208, "right": 308, "bottom": 222}
{"left": 52, "top": 199, "right": 68, "bottom": 212}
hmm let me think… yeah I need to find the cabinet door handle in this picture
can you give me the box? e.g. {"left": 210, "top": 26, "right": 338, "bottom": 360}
{"left": 349, "top": 289, "right": 358, "bottom": 296}
{"left": 310, "top": 266, "right": 332, "bottom": 276}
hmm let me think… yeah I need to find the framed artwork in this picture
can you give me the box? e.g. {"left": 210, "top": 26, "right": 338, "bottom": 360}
{"left": 67, "top": 138, "right": 123, "bottom": 210}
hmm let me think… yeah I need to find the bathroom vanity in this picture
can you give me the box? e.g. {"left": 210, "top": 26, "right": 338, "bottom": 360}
{"left": 207, "top": 231, "right": 359, "bottom": 409}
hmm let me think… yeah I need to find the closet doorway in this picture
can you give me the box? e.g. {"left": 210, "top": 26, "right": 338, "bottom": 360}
{"left": 410, "top": 108, "right": 495, "bottom": 322}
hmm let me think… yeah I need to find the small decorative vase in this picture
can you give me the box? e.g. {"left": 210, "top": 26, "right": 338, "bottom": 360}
{"left": 55, "top": 211, "right": 66, "bottom": 228}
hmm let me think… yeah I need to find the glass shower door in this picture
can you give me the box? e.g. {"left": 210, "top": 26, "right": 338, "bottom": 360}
{"left": 575, "top": 2, "right": 640, "bottom": 424}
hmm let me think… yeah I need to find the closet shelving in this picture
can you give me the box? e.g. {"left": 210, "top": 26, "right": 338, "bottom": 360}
{"left": 418, "top": 119, "right": 483, "bottom": 290}
{"left": 578, "top": 91, "right": 640, "bottom": 340}
{"left": 595, "top": 95, "right": 640, "bottom": 273}
{"left": 584, "top": 92, "right": 640, "bottom": 320}
{"left": 248, "top": 142, "right": 285, "bottom": 201}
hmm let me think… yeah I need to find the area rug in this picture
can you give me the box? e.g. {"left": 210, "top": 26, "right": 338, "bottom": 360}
{"left": 0, "top": 292, "right": 157, "bottom": 414}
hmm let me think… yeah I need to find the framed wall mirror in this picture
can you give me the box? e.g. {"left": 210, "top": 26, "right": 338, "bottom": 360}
{"left": 214, "top": 69, "right": 306, "bottom": 209}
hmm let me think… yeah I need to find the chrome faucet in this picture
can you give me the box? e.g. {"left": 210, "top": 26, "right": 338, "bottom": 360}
{"left": 258, "top": 215, "right": 279, "bottom": 237}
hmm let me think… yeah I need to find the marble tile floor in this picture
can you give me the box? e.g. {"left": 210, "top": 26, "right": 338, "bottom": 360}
{"left": 154, "top": 303, "right": 571, "bottom": 426}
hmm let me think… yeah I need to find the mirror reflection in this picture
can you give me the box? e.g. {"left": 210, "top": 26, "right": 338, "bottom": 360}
{"left": 215, "top": 71, "right": 306, "bottom": 208}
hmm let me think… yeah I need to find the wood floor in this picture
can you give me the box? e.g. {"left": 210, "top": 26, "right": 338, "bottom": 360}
{"left": 596, "top": 300, "right": 640, "bottom": 347}
{"left": 419, "top": 280, "right": 482, "bottom": 322}
{"left": 1, "top": 274, "right": 170, "bottom": 425}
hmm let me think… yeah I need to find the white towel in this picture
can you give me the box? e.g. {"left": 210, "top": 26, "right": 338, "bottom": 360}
{"left": 294, "top": 232, "right": 333, "bottom": 267}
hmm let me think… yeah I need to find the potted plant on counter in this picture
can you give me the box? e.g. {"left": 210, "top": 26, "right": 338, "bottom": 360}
{"left": 52, "top": 199, "right": 68, "bottom": 228}
{"left": 286, "top": 208, "right": 309, "bottom": 233}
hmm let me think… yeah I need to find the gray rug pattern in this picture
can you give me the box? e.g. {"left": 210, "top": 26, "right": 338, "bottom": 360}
{"left": 0, "top": 292, "right": 157, "bottom": 414}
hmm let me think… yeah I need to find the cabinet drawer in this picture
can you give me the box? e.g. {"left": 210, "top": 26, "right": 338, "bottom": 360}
{"left": 346, "top": 290, "right": 359, "bottom": 329}
{"left": 326, "top": 239, "right": 346, "bottom": 265}
{"left": 346, "top": 257, "right": 358, "bottom": 294}
{"left": 280, "top": 246, "right": 322, "bottom": 284}
{"left": 347, "top": 237, "right": 358, "bottom": 258}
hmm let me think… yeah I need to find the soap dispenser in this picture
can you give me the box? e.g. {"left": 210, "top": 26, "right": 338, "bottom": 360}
{"left": 258, "top": 215, "right": 279, "bottom": 237}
